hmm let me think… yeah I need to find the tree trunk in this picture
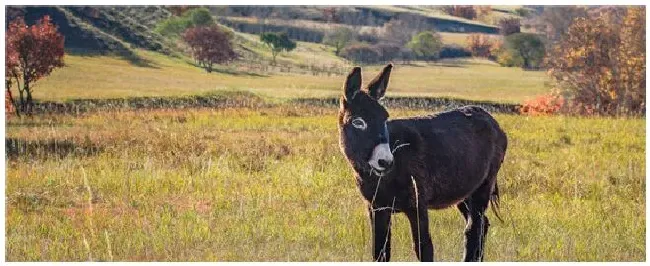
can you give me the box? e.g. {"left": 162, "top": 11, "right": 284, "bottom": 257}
{"left": 25, "top": 85, "right": 33, "bottom": 115}
{"left": 6, "top": 87, "right": 20, "bottom": 117}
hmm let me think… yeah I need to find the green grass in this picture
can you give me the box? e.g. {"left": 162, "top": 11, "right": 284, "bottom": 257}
{"left": 5, "top": 106, "right": 645, "bottom": 261}
{"left": 24, "top": 50, "right": 548, "bottom": 104}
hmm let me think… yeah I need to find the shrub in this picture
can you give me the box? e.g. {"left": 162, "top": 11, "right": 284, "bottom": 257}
{"left": 503, "top": 33, "right": 545, "bottom": 69}
{"left": 519, "top": 94, "right": 565, "bottom": 115}
{"left": 374, "top": 42, "right": 402, "bottom": 62}
{"left": 184, "top": 7, "right": 214, "bottom": 27}
{"left": 442, "top": 6, "right": 477, "bottom": 20}
{"left": 155, "top": 16, "right": 192, "bottom": 37}
{"left": 498, "top": 17, "right": 521, "bottom": 36}
{"left": 466, "top": 34, "right": 494, "bottom": 57}
{"left": 407, "top": 31, "right": 443, "bottom": 61}
{"left": 341, "top": 43, "right": 381, "bottom": 64}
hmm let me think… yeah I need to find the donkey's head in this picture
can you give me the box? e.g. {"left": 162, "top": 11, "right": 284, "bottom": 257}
{"left": 338, "top": 64, "right": 394, "bottom": 176}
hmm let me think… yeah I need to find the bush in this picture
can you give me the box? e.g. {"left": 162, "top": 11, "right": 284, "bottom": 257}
{"left": 184, "top": 7, "right": 214, "bottom": 27}
{"left": 503, "top": 33, "right": 545, "bottom": 69}
{"left": 374, "top": 42, "right": 402, "bottom": 62}
{"left": 341, "top": 43, "right": 381, "bottom": 64}
{"left": 442, "top": 6, "right": 477, "bottom": 20}
{"left": 519, "top": 94, "right": 565, "bottom": 116}
{"left": 407, "top": 31, "right": 443, "bottom": 61}
{"left": 498, "top": 17, "right": 521, "bottom": 36}
{"left": 466, "top": 34, "right": 494, "bottom": 57}
{"left": 155, "top": 16, "right": 192, "bottom": 37}
{"left": 155, "top": 7, "right": 215, "bottom": 38}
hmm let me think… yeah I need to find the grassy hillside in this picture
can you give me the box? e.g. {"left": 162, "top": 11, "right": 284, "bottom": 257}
{"left": 25, "top": 50, "right": 548, "bottom": 104}
{"left": 6, "top": 106, "right": 645, "bottom": 261}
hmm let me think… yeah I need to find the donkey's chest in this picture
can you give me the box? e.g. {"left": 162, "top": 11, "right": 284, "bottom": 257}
{"left": 356, "top": 175, "right": 418, "bottom": 210}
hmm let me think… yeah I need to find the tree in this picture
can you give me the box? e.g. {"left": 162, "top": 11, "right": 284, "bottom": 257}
{"left": 184, "top": 7, "right": 214, "bottom": 27}
{"left": 323, "top": 27, "right": 355, "bottom": 56}
{"left": 442, "top": 6, "right": 477, "bottom": 20}
{"left": 547, "top": 7, "right": 645, "bottom": 115}
{"left": 407, "top": 31, "right": 443, "bottom": 61}
{"left": 6, "top": 16, "right": 65, "bottom": 115}
{"left": 182, "top": 26, "right": 237, "bottom": 73}
{"left": 260, "top": 32, "right": 296, "bottom": 65}
{"left": 499, "top": 17, "right": 521, "bottom": 36}
{"left": 466, "top": 34, "right": 494, "bottom": 58}
{"left": 340, "top": 43, "right": 381, "bottom": 64}
{"left": 502, "top": 33, "right": 545, "bottom": 69}
{"left": 523, "top": 6, "right": 588, "bottom": 43}
{"left": 155, "top": 7, "right": 215, "bottom": 38}
{"left": 381, "top": 19, "right": 415, "bottom": 46}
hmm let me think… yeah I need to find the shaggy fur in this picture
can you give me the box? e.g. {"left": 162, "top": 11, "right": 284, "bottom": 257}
{"left": 338, "top": 64, "right": 507, "bottom": 262}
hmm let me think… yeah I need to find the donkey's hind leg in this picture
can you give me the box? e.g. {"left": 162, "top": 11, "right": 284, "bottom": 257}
{"left": 457, "top": 180, "right": 492, "bottom": 262}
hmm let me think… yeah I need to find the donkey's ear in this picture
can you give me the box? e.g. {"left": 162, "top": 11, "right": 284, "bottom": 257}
{"left": 366, "top": 64, "right": 393, "bottom": 100}
{"left": 344, "top": 66, "right": 362, "bottom": 101}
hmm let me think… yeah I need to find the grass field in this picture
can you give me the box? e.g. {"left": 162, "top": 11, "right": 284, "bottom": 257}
{"left": 22, "top": 50, "right": 548, "bottom": 104}
{"left": 5, "top": 105, "right": 645, "bottom": 261}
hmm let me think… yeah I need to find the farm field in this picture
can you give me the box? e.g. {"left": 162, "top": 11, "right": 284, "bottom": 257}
{"left": 24, "top": 50, "right": 548, "bottom": 104}
{"left": 5, "top": 105, "right": 645, "bottom": 261}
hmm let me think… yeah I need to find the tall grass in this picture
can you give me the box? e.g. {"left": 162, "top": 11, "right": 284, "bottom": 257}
{"left": 5, "top": 106, "right": 644, "bottom": 261}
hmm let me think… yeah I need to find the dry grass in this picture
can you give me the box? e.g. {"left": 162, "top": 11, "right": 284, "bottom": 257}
{"left": 5, "top": 106, "right": 645, "bottom": 261}
{"left": 21, "top": 51, "right": 548, "bottom": 104}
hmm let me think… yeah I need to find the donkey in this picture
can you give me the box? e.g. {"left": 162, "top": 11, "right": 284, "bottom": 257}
{"left": 338, "top": 64, "right": 507, "bottom": 262}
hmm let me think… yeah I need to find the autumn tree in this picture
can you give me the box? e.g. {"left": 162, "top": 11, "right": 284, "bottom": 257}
{"left": 407, "top": 31, "right": 443, "bottom": 61}
{"left": 499, "top": 17, "right": 521, "bottom": 36}
{"left": 466, "top": 34, "right": 494, "bottom": 58}
{"left": 260, "top": 32, "right": 296, "bottom": 65}
{"left": 6, "top": 16, "right": 65, "bottom": 115}
{"left": 381, "top": 19, "right": 415, "bottom": 46}
{"left": 323, "top": 27, "right": 355, "bottom": 56}
{"left": 442, "top": 6, "right": 477, "bottom": 20}
{"left": 182, "top": 26, "right": 237, "bottom": 73}
{"left": 547, "top": 7, "right": 645, "bottom": 115}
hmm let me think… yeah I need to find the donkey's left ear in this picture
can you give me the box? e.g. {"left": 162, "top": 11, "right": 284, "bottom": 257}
{"left": 366, "top": 64, "right": 393, "bottom": 100}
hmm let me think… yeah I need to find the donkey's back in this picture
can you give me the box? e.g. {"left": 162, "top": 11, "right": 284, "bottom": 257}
{"left": 389, "top": 105, "right": 507, "bottom": 209}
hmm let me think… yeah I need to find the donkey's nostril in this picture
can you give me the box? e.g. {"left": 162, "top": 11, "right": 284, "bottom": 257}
{"left": 378, "top": 159, "right": 393, "bottom": 168}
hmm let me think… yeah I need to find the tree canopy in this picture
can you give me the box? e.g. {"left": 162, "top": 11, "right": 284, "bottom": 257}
{"left": 260, "top": 32, "right": 297, "bottom": 65}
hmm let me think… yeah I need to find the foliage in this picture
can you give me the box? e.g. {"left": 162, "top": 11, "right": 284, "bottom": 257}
{"left": 182, "top": 26, "right": 237, "bottom": 73}
{"left": 523, "top": 6, "right": 588, "bottom": 43}
{"left": 407, "top": 31, "right": 444, "bottom": 61}
{"left": 381, "top": 19, "right": 415, "bottom": 46}
{"left": 498, "top": 17, "right": 521, "bottom": 36}
{"left": 340, "top": 43, "right": 381, "bottom": 64}
{"left": 514, "top": 7, "right": 530, "bottom": 17}
{"left": 519, "top": 93, "right": 565, "bottom": 115}
{"left": 260, "top": 32, "right": 297, "bottom": 65}
{"left": 466, "top": 34, "right": 494, "bottom": 58}
{"left": 155, "top": 7, "right": 214, "bottom": 38}
{"left": 323, "top": 27, "right": 355, "bottom": 56}
{"left": 155, "top": 16, "right": 192, "bottom": 37}
{"left": 5, "top": 16, "right": 65, "bottom": 115}
{"left": 442, "top": 6, "right": 477, "bottom": 20}
{"left": 547, "top": 7, "right": 645, "bottom": 115}
{"left": 500, "top": 33, "right": 545, "bottom": 69}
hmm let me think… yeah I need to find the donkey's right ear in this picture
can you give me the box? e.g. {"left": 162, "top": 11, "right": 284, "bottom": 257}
{"left": 344, "top": 67, "right": 362, "bottom": 101}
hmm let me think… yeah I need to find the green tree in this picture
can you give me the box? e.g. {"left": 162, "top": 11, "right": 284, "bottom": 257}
{"left": 407, "top": 31, "right": 443, "bottom": 61}
{"left": 260, "top": 32, "right": 296, "bottom": 65}
{"left": 155, "top": 16, "right": 192, "bottom": 37}
{"left": 324, "top": 27, "right": 355, "bottom": 56}
{"left": 503, "top": 33, "right": 545, "bottom": 69}
{"left": 184, "top": 7, "right": 214, "bottom": 27}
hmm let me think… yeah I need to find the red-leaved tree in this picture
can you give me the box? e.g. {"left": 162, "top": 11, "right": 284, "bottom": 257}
{"left": 6, "top": 16, "right": 65, "bottom": 115}
{"left": 182, "top": 26, "right": 237, "bottom": 73}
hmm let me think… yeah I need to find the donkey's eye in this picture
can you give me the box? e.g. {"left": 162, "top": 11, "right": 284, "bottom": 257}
{"left": 351, "top": 117, "right": 367, "bottom": 130}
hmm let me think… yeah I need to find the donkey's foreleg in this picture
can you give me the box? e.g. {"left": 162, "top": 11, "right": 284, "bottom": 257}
{"left": 405, "top": 207, "right": 434, "bottom": 262}
{"left": 369, "top": 207, "right": 392, "bottom": 262}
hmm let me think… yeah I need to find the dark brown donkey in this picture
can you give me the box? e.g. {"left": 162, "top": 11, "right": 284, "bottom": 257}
{"left": 338, "top": 64, "right": 507, "bottom": 262}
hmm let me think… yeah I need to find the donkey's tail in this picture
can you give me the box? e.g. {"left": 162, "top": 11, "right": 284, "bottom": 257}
{"left": 490, "top": 182, "right": 504, "bottom": 223}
